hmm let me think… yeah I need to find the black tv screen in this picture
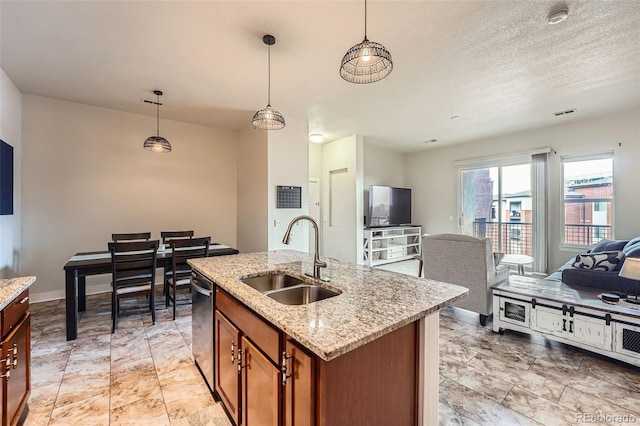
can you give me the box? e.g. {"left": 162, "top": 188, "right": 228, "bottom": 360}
{"left": 0, "top": 140, "right": 13, "bottom": 216}
{"left": 367, "top": 185, "right": 412, "bottom": 227}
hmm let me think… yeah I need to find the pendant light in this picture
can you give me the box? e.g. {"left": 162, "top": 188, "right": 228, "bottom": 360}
{"left": 340, "top": 0, "right": 393, "bottom": 84}
{"left": 143, "top": 90, "right": 172, "bottom": 153}
{"left": 252, "top": 35, "right": 286, "bottom": 130}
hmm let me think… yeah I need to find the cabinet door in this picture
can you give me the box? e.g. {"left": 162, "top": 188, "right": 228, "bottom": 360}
{"left": 2, "top": 313, "right": 30, "bottom": 426}
{"left": 215, "top": 311, "right": 240, "bottom": 426}
{"left": 530, "top": 305, "right": 565, "bottom": 338}
{"left": 284, "top": 339, "right": 315, "bottom": 426}
{"left": 241, "top": 337, "right": 279, "bottom": 426}
{"left": 572, "top": 315, "right": 612, "bottom": 350}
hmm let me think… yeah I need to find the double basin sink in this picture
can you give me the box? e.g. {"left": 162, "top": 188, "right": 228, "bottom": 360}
{"left": 239, "top": 273, "right": 340, "bottom": 305}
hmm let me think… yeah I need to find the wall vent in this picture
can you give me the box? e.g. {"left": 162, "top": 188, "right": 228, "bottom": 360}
{"left": 553, "top": 108, "right": 577, "bottom": 117}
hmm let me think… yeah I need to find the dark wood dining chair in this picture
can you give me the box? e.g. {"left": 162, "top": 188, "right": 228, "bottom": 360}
{"left": 160, "top": 230, "right": 195, "bottom": 296}
{"left": 165, "top": 236, "right": 210, "bottom": 320}
{"left": 160, "top": 230, "right": 194, "bottom": 244}
{"left": 109, "top": 240, "right": 159, "bottom": 332}
{"left": 111, "top": 232, "right": 152, "bottom": 242}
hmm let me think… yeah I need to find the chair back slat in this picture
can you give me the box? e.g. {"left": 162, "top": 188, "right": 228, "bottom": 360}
{"left": 110, "top": 240, "right": 158, "bottom": 290}
{"left": 161, "top": 230, "right": 194, "bottom": 244}
{"left": 169, "top": 237, "right": 211, "bottom": 280}
{"left": 112, "top": 232, "right": 152, "bottom": 242}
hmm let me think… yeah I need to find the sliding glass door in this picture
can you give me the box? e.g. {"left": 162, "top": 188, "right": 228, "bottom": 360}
{"left": 460, "top": 163, "right": 533, "bottom": 257}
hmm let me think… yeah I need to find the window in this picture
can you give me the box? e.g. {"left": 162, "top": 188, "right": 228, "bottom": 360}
{"left": 562, "top": 154, "right": 613, "bottom": 246}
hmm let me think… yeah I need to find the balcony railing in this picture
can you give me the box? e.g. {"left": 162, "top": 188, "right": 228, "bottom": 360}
{"left": 564, "top": 224, "right": 612, "bottom": 245}
{"left": 473, "top": 221, "right": 532, "bottom": 256}
{"left": 473, "top": 221, "right": 612, "bottom": 255}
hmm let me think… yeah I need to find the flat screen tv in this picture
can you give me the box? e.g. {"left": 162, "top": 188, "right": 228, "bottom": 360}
{"left": 367, "top": 185, "right": 412, "bottom": 227}
{"left": 0, "top": 140, "right": 13, "bottom": 216}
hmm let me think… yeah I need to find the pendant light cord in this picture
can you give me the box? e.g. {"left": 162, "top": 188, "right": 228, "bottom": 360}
{"left": 156, "top": 94, "right": 160, "bottom": 137}
{"left": 267, "top": 43, "right": 272, "bottom": 107}
{"left": 364, "top": 0, "right": 367, "bottom": 39}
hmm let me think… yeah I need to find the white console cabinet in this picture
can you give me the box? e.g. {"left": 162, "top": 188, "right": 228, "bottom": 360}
{"left": 493, "top": 277, "right": 640, "bottom": 367}
{"left": 363, "top": 226, "right": 421, "bottom": 266}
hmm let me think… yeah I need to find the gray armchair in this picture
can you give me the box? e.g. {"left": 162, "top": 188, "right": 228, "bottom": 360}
{"left": 422, "top": 233, "right": 509, "bottom": 326}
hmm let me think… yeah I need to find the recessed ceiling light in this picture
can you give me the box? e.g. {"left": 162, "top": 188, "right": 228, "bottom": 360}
{"left": 310, "top": 134, "right": 324, "bottom": 143}
{"left": 547, "top": 8, "right": 569, "bottom": 25}
{"left": 450, "top": 115, "right": 461, "bottom": 120}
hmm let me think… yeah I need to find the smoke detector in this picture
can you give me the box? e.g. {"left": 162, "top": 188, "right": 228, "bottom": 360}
{"left": 547, "top": 8, "right": 569, "bottom": 25}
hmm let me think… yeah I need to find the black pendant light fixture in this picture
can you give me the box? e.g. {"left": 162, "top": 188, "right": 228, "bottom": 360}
{"left": 143, "top": 90, "right": 172, "bottom": 153}
{"left": 252, "top": 34, "right": 286, "bottom": 130}
{"left": 340, "top": 0, "right": 393, "bottom": 84}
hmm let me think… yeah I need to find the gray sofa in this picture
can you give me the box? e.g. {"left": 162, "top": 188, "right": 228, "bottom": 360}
{"left": 543, "top": 237, "right": 640, "bottom": 293}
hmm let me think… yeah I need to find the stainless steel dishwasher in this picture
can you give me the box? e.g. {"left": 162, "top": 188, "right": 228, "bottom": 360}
{"left": 191, "top": 271, "right": 215, "bottom": 392}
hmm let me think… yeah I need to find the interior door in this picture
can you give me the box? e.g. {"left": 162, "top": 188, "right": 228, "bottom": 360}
{"left": 308, "top": 179, "right": 321, "bottom": 255}
{"left": 215, "top": 311, "right": 240, "bottom": 426}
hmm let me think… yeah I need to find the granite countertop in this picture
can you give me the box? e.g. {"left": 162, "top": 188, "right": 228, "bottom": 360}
{"left": 0, "top": 276, "right": 36, "bottom": 310}
{"left": 190, "top": 250, "right": 467, "bottom": 361}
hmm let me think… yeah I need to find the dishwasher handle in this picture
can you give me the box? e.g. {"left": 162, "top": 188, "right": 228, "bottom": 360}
{"left": 191, "top": 279, "right": 213, "bottom": 297}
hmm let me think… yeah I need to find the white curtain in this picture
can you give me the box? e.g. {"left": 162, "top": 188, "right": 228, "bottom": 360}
{"left": 531, "top": 152, "right": 548, "bottom": 273}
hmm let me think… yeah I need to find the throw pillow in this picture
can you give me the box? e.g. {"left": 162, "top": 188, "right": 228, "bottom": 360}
{"left": 590, "top": 239, "right": 628, "bottom": 253}
{"left": 572, "top": 251, "right": 625, "bottom": 271}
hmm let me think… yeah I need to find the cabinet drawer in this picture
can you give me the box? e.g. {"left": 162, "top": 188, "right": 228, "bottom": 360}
{"left": 216, "top": 288, "right": 280, "bottom": 364}
{"left": 1, "top": 289, "right": 29, "bottom": 338}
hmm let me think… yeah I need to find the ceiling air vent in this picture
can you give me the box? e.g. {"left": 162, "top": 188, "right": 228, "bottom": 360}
{"left": 553, "top": 108, "right": 577, "bottom": 117}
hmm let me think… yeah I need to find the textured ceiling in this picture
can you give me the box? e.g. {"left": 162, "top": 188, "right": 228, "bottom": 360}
{"left": 1, "top": 1, "right": 639, "bottom": 152}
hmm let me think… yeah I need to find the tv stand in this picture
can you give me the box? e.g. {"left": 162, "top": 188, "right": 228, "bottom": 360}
{"left": 363, "top": 226, "right": 421, "bottom": 267}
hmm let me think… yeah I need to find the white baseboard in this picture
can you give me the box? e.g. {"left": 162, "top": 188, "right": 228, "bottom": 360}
{"left": 29, "top": 280, "right": 166, "bottom": 304}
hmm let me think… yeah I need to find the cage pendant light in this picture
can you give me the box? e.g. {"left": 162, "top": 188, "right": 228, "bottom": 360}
{"left": 143, "top": 90, "right": 172, "bottom": 153}
{"left": 340, "top": 0, "right": 393, "bottom": 84}
{"left": 252, "top": 35, "right": 286, "bottom": 130}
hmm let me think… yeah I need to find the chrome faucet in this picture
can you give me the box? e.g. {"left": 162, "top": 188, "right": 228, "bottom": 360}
{"left": 282, "top": 215, "right": 328, "bottom": 280}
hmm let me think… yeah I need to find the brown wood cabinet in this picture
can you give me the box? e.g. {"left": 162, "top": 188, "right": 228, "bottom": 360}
{"left": 0, "top": 290, "right": 30, "bottom": 426}
{"left": 215, "top": 311, "right": 240, "bottom": 426}
{"left": 213, "top": 286, "right": 418, "bottom": 426}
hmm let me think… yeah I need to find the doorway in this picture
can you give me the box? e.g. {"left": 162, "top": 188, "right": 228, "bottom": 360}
{"left": 308, "top": 179, "right": 320, "bottom": 254}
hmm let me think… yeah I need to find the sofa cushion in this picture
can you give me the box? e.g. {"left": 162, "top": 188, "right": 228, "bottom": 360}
{"left": 623, "top": 241, "right": 640, "bottom": 258}
{"left": 590, "top": 239, "right": 628, "bottom": 253}
{"left": 572, "top": 251, "right": 625, "bottom": 271}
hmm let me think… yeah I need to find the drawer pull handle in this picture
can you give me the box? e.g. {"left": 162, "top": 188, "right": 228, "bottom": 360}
{"left": 18, "top": 296, "right": 29, "bottom": 305}
{"left": 231, "top": 341, "right": 235, "bottom": 364}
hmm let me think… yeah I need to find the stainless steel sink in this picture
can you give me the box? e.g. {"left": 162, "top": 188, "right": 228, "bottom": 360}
{"left": 240, "top": 273, "right": 303, "bottom": 293}
{"left": 265, "top": 285, "right": 339, "bottom": 305}
{"left": 239, "top": 273, "right": 340, "bottom": 305}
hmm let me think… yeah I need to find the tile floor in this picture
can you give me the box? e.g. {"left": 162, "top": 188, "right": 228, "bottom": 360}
{"left": 21, "top": 262, "right": 640, "bottom": 425}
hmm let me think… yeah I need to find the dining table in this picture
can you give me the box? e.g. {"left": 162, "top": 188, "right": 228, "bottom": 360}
{"left": 63, "top": 243, "right": 239, "bottom": 340}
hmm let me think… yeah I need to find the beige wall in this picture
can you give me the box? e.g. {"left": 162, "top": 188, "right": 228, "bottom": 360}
{"left": 21, "top": 95, "right": 238, "bottom": 300}
{"left": 267, "top": 118, "right": 309, "bottom": 252}
{"left": 363, "top": 143, "right": 406, "bottom": 226}
{"left": 0, "top": 69, "right": 22, "bottom": 278}
{"left": 236, "top": 126, "right": 268, "bottom": 253}
{"left": 405, "top": 109, "right": 640, "bottom": 272}
{"left": 321, "top": 135, "right": 364, "bottom": 263}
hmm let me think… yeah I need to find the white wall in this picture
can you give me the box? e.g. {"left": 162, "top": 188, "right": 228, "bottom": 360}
{"left": 0, "top": 68, "right": 22, "bottom": 278}
{"left": 21, "top": 95, "right": 238, "bottom": 300}
{"left": 237, "top": 126, "right": 268, "bottom": 253}
{"left": 321, "top": 135, "right": 364, "bottom": 263}
{"left": 267, "top": 118, "right": 310, "bottom": 252}
{"left": 363, "top": 143, "right": 406, "bottom": 225}
{"left": 405, "top": 109, "right": 640, "bottom": 272}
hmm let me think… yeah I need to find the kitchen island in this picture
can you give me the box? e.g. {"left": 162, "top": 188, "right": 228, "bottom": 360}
{"left": 190, "top": 251, "right": 467, "bottom": 426}
{"left": 0, "top": 276, "right": 35, "bottom": 426}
